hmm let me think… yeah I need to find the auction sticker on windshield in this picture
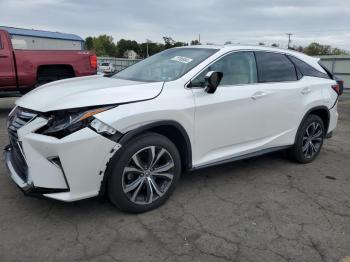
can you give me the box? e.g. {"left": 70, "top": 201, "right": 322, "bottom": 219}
{"left": 171, "top": 56, "right": 193, "bottom": 64}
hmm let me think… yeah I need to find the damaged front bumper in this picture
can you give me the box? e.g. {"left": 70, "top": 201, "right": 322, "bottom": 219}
{"left": 4, "top": 112, "right": 121, "bottom": 202}
{"left": 4, "top": 144, "right": 68, "bottom": 197}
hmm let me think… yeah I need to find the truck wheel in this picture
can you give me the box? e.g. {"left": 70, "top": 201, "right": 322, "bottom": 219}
{"left": 107, "top": 132, "right": 181, "bottom": 213}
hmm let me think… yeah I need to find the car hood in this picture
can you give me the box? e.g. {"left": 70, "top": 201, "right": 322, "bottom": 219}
{"left": 16, "top": 75, "right": 164, "bottom": 112}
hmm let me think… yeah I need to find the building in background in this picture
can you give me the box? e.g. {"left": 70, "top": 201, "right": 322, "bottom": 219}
{"left": 0, "top": 26, "right": 84, "bottom": 50}
{"left": 123, "top": 49, "right": 138, "bottom": 59}
{"left": 319, "top": 55, "right": 350, "bottom": 89}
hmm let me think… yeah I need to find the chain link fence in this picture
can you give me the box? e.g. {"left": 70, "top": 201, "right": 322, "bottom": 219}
{"left": 97, "top": 57, "right": 141, "bottom": 73}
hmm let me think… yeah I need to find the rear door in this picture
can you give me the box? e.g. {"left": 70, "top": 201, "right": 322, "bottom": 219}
{"left": 0, "top": 31, "right": 16, "bottom": 89}
{"left": 253, "top": 51, "right": 305, "bottom": 146}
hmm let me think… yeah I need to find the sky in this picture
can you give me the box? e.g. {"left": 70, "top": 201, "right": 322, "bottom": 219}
{"left": 1, "top": 0, "right": 350, "bottom": 50}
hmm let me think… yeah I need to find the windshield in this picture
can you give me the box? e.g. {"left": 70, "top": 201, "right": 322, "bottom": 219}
{"left": 113, "top": 48, "right": 218, "bottom": 82}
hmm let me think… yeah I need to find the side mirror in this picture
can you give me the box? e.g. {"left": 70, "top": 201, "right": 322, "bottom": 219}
{"left": 204, "top": 71, "right": 223, "bottom": 94}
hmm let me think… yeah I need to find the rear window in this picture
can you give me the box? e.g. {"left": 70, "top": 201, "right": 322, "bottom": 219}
{"left": 288, "top": 56, "right": 330, "bottom": 79}
{"left": 255, "top": 52, "right": 297, "bottom": 82}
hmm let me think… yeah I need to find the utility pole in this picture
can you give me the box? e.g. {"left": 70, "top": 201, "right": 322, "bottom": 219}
{"left": 146, "top": 39, "right": 151, "bottom": 57}
{"left": 198, "top": 34, "right": 201, "bottom": 44}
{"left": 287, "top": 33, "right": 293, "bottom": 49}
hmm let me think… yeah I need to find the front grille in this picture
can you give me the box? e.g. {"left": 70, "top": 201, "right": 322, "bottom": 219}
{"left": 8, "top": 108, "right": 37, "bottom": 140}
{"left": 7, "top": 107, "right": 37, "bottom": 181}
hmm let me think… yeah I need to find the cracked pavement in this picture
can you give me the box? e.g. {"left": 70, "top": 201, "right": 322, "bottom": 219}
{"left": 0, "top": 96, "right": 349, "bottom": 262}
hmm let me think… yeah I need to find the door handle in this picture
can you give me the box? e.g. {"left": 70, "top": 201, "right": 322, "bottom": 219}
{"left": 301, "top": 88, "right": 311, "bottom": 95}
{"left": 251, "top": 91, "right": 267, "bottom": 100}
{"left": 0, "top": 54, "right": 8, "bottom": 58}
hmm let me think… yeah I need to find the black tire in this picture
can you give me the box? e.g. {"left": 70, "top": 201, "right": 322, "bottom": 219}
{"left": 289, "top": 114, "right": 325, "bottom": 163}
{"left": 107, "top": 132, "right": 181, "bottom": 213}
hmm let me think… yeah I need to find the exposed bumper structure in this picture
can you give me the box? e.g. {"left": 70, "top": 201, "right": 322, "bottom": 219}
{"left": 4, "top": 111, "right": 121, "bottom": 202}
{"left": 4, "top": 145, "right": 34, "bottom": 192}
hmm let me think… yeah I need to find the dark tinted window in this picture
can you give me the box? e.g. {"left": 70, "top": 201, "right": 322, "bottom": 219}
{"left": 0, "top": 35, "right": 2, "bottom": 49}
{"left": 318, "top": 61, "right": 334, "bottom": 79}
{"left": 255, "top": 52, "right": 297, "bottom": 82}
{"left": 288, "top": 55, "right": 330, "bottom": 79}
{"left": 191, "top": 52, "right": 258, "bottom": 87}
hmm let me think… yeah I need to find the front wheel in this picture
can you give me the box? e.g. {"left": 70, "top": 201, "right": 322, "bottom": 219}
{"left": 107, "top": 132, "right": 181, "bottom": 213}
{"left": 289, "top": 114, "right": 325, "bottom": 163}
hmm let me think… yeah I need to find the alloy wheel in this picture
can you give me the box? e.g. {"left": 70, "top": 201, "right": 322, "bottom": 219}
{"left": 302, "top": 121, "right": 323, "bottom": 159}
{"left": 122, "top": 146, "right": 175, "bottom": 205}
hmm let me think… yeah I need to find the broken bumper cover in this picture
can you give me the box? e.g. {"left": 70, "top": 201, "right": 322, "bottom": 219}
{"left": 4, "top": 127, "right": 121, "bottom": 202}
{"left": 4, "top": 145, "right": 68, "bottom": 197}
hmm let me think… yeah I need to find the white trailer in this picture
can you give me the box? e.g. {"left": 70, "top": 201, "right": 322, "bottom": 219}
{"left": 0, "top": 26, "right": 84, "bottom": 50}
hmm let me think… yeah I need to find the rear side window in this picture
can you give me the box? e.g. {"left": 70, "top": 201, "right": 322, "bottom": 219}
{"left": 288, "top": 56, "right": 330, "bottom": 79}
{"left": 255, "top": 52, "right": 297, "bottom": 82}
{"left": 0, "top": 35, "right": 2, "bottom": 49}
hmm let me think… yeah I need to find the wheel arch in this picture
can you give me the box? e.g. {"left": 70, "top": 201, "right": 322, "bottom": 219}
{"left": 98, "top": 120, "right": 193, "bottom": 197}
{"left": 295, "top": 106, "right": 330, "bottom": 143}
{"left": 36, "top": 64, "right": 75, "bottom": 84}
{"left": 118, "top": 120, "right": 193, "bottom": 171}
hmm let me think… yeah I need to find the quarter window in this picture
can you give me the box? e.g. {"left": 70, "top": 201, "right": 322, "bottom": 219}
{"left": 255, "top": 52, "right": 297, "bottom": 82}
{"left": 288, "top": 55, "right": 330, "bottom": 79}
{"left": 191, "top": 52, "right": 258, "bottom": 87}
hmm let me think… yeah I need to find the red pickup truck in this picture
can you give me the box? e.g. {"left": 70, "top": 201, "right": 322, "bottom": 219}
{"left": 0, "top": 27, "right": 97, "bottom": 93}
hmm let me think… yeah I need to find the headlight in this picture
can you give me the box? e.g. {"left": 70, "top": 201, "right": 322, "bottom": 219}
{"left": 38, "top": 106, "right": 116, "bottom": 138}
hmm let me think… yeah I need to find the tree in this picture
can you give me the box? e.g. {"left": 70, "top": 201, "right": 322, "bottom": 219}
{"left": 85, "top": 37, "right": 94, "bottom": 50}
{"left": 84, "top": 35, "right": 118, "bottom": 56}
{"left": 139, "top": 42, "right": 164, "bottom": 58}
{"left": 271, "top": 43, "right": 279, "bottom": 47}
{"left": 163, "top": 37, "right": 176, "bottom": 49}
{"left": 258, "top": 42, "right": 265, "bottom": 46}
{"left": 163, "top": 37, "right": 187, "bottom": 49}
{"left": 173, "top": 41, "right": 188, "bottom": 47}
{"left": 291, "top": 45, "right": 305, "bottom": 53}
{"left": 84, "top": 35, "right": 194, "bottom": 58}
{"left": 116, "top": 39, "right": 139, "bottom": 57}
{"left": 303, "top": 42, "right": 348, "bottom": 56}
{"left": 224, "top": 41, "right": 232, "bottom": 45}
{"left": 191, "top": 40, "right": 201, "bottom": 45}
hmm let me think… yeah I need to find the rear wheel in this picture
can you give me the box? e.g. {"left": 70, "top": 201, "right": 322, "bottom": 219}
{"left": 289, "top": 114, "right": 325, "bottom": 163}
{"left": 107, "top": 132, "right": 181, "bottom": 213}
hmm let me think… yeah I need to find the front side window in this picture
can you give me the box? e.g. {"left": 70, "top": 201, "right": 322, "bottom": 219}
{"left": 113, "top": 48, "right": 218, "bottom": 82}
{"left": 191, "top": 51, "right": 258, "bottom": 87}
{"left": 255, "top": 52, "right": 297, "bottom": 82}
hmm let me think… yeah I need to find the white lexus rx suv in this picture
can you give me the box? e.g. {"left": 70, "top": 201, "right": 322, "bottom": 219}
{"left": 5, "top": 45, "right": 341, "bottom": 213}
